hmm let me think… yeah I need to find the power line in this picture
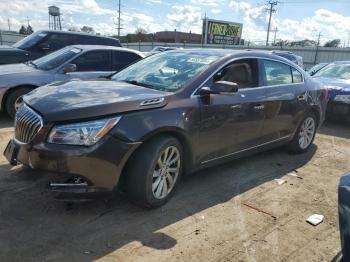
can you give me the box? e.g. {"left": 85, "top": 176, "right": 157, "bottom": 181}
{"left": 7, "top": 18, "right": 11, "bottom": 31}
{"left": 117, "top": 0, "right": 122, "bottom": 37}
{"left": 266, "top": 1, "right": 278, "bottom": 46}
{"left": 314, "top": 32, "right": 321, "bottom": 64}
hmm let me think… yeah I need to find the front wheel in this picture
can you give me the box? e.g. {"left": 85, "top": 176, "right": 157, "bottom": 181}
{"left": 5, "top": 87, "right": 33, "bottom": 118}
{"left": 125, "top": 136, "right": 183, "bottom": 208}
{"left": 287, "top": 112, "right": 317, "bottom": 153}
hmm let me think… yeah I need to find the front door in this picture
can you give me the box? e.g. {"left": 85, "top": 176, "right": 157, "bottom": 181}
{"left": 197, "top": 58, "right": 266, "bottom": 164}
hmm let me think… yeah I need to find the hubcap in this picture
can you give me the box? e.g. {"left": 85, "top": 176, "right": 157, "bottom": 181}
{"left": 298, "top": 117, "right": 315, "bottom": 150}
{"left": 152, "top": 146, "right": 180, "bottom": 199}
{"left": 14, "top": 96, "right": 24, "bottom": 112}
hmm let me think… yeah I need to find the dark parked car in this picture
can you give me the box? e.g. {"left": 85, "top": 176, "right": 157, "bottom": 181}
{"left": 272, "top": 51, "right": 304, "bottom": 68}
{"left": 308, "top": 62, "right": 328, "bottom": 76}
{"left": 3, "top": 49, "right": 328, "bottom": 207}
{"left": 312, "top": 61, "right": 350, "bottom": 121}
{"left": 338, "top": 173, "right": 350, "bottom": 262}
{"left": 0, "top": 30, "right": 121, "bottom": 65}
{"left": 0, "top": 45, "right": 144, "bottom": 118}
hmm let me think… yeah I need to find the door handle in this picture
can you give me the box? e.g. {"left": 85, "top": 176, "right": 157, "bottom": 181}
{"left": 231, "top": 105, "right": 242, "bottom": 110}
{"left": 253, "top": 104, "right": 265, "bottom": 110}
{"left": 298, "top": 95, "right": 306, "bottom": 101}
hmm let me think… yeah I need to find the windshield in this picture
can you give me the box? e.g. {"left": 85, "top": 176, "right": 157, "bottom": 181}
{"left": 32, "top": 47, "right": 82, "bottom": 71}
{"left": 314, "top": 63, "right": 350, "bottom": 80}
{"left": 13, "top": 32, "right": 47, "bottom": 49}
{"left": 112, "top": 52, "right": 219, "bottom": 92}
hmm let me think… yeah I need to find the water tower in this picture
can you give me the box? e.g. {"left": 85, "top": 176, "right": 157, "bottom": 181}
{"left": 48, "top": 6, "right": 62, "bottom": 31}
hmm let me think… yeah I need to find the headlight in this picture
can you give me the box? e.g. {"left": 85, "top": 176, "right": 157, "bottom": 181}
{"left": 334, "top": 95, "right": 350, "bottom": 104}
{"left": 48, "top": 116, "right": 121, "bottom": 146}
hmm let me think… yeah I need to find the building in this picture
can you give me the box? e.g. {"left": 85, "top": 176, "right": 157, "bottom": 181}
{"left": 155, "top": 30, "right": 202, "bottom": 44}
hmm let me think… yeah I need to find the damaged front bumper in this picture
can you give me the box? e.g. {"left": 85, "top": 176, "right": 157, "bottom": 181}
{"left": 4, "top": 135, "right": 141, "bottom": 200}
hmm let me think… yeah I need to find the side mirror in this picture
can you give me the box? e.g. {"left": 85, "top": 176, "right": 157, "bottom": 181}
{"left": 63, "top": 64, "right": 77, "bottom": 74}
{"left": 38, "top": 43, "right": 50, "bottom": 51}
{"left": 199, "top": 81, "right": 239, "bottom": 96}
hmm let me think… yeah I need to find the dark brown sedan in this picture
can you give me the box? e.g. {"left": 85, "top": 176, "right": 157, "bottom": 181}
{"left": 4, "top": 49, "right": 328, "bottom": 207}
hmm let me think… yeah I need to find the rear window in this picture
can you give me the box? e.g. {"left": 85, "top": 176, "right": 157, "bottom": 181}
{"left": 263, "top": 60, "right": 293, "bottom": 86}
{"left": 112, "top": 51, "right": 141, "bottom": 71}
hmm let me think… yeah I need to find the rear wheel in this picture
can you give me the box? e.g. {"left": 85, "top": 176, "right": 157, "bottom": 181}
{"left": 288, "top": 112, "right": 317, "bottom": 153}
{"left": 5, "top": 87, "right": 34, "bottom": 118}
{"left": 125, "top": 136, "right": 183, "bottom": 208}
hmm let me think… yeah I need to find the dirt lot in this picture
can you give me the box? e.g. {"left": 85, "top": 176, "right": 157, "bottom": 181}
{"left": 0, "top": 112, "right": 349, "bottom": 262}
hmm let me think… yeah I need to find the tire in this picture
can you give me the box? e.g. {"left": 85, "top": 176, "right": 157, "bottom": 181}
{"left": 125, "top": 135, "right": 183, "bottom": 208}
{"left": 5, "top": 87, "right": 33, "bottom": 118}
{"left": 287, "top": 112, "right": 317, "bottom": 154}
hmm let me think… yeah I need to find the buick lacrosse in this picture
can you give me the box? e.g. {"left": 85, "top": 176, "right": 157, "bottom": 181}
{"left": 4, "top": 49, "right": 328, "bottom": 207}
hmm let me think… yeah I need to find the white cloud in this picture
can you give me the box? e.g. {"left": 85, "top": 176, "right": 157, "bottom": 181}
{"left": 167, "top": 5, "right": 202, "bottom": 33}
{"left": 228, "top": 0, "right": 350, "bottom": 43}
{"left": 190, "top": 0, "right": 225, "bottom": 6}
{"left": 211, "top": 8, "right": 222, "bottom": 14}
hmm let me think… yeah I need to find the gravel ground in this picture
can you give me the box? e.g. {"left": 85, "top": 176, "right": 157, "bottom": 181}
{"left": 0, "top": 112, "right": 349, "bottom": 262}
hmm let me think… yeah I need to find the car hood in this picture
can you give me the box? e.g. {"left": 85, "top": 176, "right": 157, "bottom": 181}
{"left": 0, "top": 63, "right": 38, "bottom": 76}
{"left": 24, "top": 79, "right": 169, "bottom": 123}
{"left": 0, "top": 45, "right": 18, "bottom": 51}
{"left": 313, "top": 76, "right": 350, "bottom": 99}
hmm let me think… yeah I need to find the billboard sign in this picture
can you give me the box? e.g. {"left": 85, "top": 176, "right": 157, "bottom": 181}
{"left": 203, "top": 19, "right": 243, "bottom": 45}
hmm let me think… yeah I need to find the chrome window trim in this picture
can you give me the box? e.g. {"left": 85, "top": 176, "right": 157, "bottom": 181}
{"left": 191, "top": 56, "right": 305, "bottom": 97}
{"left": 201, "top": 135, "right": 291, "bottom": 164}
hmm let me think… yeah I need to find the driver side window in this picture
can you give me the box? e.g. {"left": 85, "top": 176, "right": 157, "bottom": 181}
{"left": 212, "top": 58, "right": 259, "bottom": 89}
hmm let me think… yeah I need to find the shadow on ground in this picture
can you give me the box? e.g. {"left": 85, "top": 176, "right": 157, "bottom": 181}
{"left": 0, "top": 113, "right": 12, "bottom": 129}
{"left": 318, "top": 119, "right": 350, "bottom": 140}
{"left": 0, "top": 144, "right": 317, "bottom": 261}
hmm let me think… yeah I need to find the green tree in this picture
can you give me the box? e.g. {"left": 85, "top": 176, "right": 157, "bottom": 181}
{"left": 324, "top": 39, "right": 341, "bottom": 47}
{"left": 26, "top": 25, "right": 34, "bottom": 34}
{"left": 19, "top": 25, "right": 27, "bottom": 35}
{"left": 80, "top": 26, "right": 95, "bottom": 34}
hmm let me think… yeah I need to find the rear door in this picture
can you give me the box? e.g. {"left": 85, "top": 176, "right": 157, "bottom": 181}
{"left": 67, "top": 50, "right": 113, "bottom": 80}
{"left": 198, "top": 58, "right": 266, "bottom": 164}
{"left": 259, "top": 59, "right": 305, "bottom": 142}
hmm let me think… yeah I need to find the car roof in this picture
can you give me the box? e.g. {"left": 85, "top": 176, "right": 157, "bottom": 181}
{"left": 69, "top": 45, "right": 145, "bottom": 57}
{"left": 333, "top": 61, "right": 350, "bottom": 64}
{"left": 166, "top": 48, "right": 297, "bottom": 65}
{"left": 36, "top": 30, "right": 120, "bottom": 41}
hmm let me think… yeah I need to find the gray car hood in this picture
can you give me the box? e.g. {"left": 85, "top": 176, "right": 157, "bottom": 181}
{"left": 24, "top": 79, "right": 169, "bottom": 123}
{"left": 0, "top": 63, "right": 37, "bottom": 76}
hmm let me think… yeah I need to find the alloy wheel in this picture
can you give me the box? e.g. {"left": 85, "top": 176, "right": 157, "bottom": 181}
{"left": 298, "top": 117, "right": 315, "bottom": 150}
{"left": 152, "top": 146, "right": 180, "bottom": 199}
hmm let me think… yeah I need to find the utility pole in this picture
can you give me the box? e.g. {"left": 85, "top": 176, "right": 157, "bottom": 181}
{"left": 117, "top": 0, "right": 121, "bottom": 37}
{"left": 7, "top": 18, "right": 11, "bottom": 31}
{"left": 314, "top": 32, "right": 321, "bottom": 65}
{"left": 266, "top": 1, "right": 278, "bottom": 46}
{"left": 273, "top": 26, "right": 278, "bottom": 44}
{"left": 26, "top": 16, "right": 30, "bottom": 27}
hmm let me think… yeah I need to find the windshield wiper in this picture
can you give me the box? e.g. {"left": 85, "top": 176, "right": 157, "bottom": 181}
{"left": 27, "top": 61, "right": 38, "bottom": 68}
{"left": 123, "top": 80, "right": 155, "bottom": 89}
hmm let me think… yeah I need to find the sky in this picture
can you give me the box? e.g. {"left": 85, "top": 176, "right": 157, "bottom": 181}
{"left": 0, "top": 0, "right": 350, "bottom": 44}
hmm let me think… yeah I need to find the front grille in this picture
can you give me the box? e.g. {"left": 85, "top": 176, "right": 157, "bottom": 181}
{"left": 14, "top": 105, "right": 43, "bottom": 143}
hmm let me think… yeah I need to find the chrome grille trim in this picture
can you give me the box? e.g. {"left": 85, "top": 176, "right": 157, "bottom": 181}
{"left": 14, "top": 105, "right": 43, "bottom": 144}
